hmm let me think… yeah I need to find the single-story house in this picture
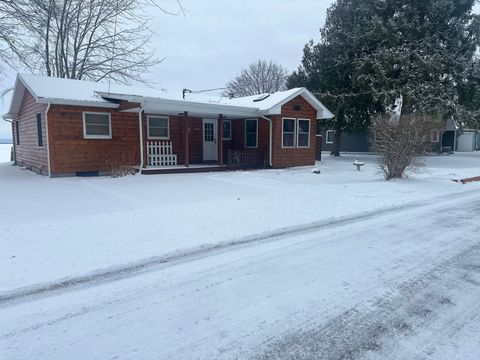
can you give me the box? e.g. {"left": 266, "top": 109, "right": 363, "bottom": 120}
{"left": 3, "top": 74, "right": 334, "bottom": 176}
{"left": 320, "top": 118, "right": 479, "bottom": 154}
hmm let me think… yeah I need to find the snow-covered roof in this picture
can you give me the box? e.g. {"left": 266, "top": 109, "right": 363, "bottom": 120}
{"left": 5, "top": 73, "right": 334, "bottom": 120}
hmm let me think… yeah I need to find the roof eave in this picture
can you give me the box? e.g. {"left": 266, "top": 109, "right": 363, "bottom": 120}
{"left": 2, "top": 112, "right": 17, "bottom": 119}
{"left": 96, "top": 91, "right": 261, "bottom": 117}
{"left": 36, "top": 98, "right": 120, "bottom": 108}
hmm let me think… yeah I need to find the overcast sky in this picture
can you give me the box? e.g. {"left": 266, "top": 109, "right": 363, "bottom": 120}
{"left": 0, "top": 0, "right": 334, "bottom": 139}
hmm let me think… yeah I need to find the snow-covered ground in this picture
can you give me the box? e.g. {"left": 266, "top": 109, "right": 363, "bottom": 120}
{"left": 0, "top": 143, "right": 12, "bottom": 162}
{"left": 1, "top": 191, "right": 479, "bottom": 359}
{"left": 0, "top": 151, "right": 479, "bottom": 294}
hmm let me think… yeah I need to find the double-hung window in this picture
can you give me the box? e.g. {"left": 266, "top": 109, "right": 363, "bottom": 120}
{"left": 83, "top": 112, "right": 112, "bottom": 139}
{"left": 297, "top": 119, "right": 310, "bottom": 148}
{"left": 223, "top": 120, "right": 232, "bottom": 140}
{"left": 282, "top": 118, "right": 311, "bottom": 148}
{"left": 245, "top": 119, "right": 257, "bottom": 148}
{"left": 147, "top": 116, "right": 170, "bottom": 139}
{"left": 282, "top": 118, "right": 296, "bottom": 148}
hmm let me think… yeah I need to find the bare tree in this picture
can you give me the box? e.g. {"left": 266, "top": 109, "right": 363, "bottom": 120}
{"left": 0, "top": 0, "right": 184, "bottom": 84}
{"left": 225, "top": 60, "right": 289, "bottom": 97}
{"left": 0, "top": 1, "right": 24, "bottom": 77}
{"left": 373, "top": 114, "right": 443, "bottom": 180}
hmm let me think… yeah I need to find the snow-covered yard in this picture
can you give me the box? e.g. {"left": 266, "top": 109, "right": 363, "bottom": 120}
{"left": 0, "top": 147, "right": 479, "bottom": 294}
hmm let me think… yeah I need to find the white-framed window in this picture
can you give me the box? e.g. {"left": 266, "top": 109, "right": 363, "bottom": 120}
{"left": 83, "top": 112, "right": 112, "bottom": 139}
{"left": 245, "top": 119, "right": 258, "bottom": 148}
{"left": 147, "top": 115, "right": 170, "bottom": 139}
{"left": 223, "top": 120, "right": 232, "bottom": 140}
{"left": 326, "top": 130, "right": 335, "bottom": 144}
{"left": 430, "top": 129, "right": 440, "bottom": 143}
{"left": 282, "top": 118, "right": 296, "bottom": 148}
{"left": 297, "top": 119, "right": 311, "bottom": 148}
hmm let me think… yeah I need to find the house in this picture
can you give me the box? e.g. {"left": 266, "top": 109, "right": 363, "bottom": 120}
{"left": 2, "top": 74, "right": 334, "bottom": 176}
{"left": 320, "top": 117, "right": 478, "bottom": 154}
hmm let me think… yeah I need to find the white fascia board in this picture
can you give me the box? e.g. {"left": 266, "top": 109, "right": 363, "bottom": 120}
{"left": 8, "top": 76, "right": 28, "bottom": 115}
{"left": 96, "top": 91, "right": 261, "bottom": 117}
{"left": 143, "top": 98, "right": 260, "bottom": 118}
{"left": 36, "top": 98, "right": 119, "bottom": 108}
{"left": 261, "top": 88, "right": 334, "bottom": 120}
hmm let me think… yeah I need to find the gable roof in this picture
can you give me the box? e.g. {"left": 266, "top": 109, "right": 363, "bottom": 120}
{"left": 4, "top": 73, "right": 334, "bottom": 120}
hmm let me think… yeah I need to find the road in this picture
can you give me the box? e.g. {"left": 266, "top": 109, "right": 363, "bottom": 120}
{"left": 1, "top": 193, "right": 480, "bottom": 359}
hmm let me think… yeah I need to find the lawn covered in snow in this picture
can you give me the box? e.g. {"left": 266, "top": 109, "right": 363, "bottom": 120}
{"left": 0, "top": 143, "right": 12, "bottom": 162}
{"left": 0, "top": 151, "right": 479, "bottom": 293}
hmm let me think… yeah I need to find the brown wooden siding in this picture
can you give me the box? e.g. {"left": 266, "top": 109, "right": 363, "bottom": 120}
{"left": 271, "top": 95, "right": 318, "bottom": 168}
{"left": 48, "top": 105, "right": 140, "bottom": 175}
{"left": 13, "top": 90, "right": 48, "bottom": 174}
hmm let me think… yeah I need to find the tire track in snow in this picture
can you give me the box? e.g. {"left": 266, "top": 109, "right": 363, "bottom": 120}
{"left": 251, "top": 242, "right": 480, "bottom": 360}
{"left": 0, "top": 189, "right": 478, "bottom": 308}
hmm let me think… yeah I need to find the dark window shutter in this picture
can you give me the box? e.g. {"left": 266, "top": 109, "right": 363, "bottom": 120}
{"left": 36, "top": 113, "right": 43, "bottom": 147}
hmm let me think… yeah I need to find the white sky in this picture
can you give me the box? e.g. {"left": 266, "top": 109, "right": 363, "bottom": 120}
{"left": 0, "top": 0, "right": 333, "bottom": 139}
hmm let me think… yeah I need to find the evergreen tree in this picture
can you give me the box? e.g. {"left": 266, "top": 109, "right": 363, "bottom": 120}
{"left": 355, "top": 0, "right": 480, "bottom": 121}
{"left": 288, "top": 0, "right": 380, "bottom": 156}
{"left": 289, "top": 0, "right": 480, "bottom": 155}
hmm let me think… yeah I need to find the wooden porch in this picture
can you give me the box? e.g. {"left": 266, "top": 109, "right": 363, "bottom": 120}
{"left": 142, "top": 141, "right": 267, "bottom": 175}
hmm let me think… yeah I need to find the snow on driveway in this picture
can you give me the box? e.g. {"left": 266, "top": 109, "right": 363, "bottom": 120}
{"left": 1, "top": 192, "right": 479, "bottom": 359}
{"left": 0, "top": 152, "right": 479, "bottom": 293}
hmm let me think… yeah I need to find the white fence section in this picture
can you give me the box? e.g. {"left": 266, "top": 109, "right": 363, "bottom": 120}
{"left": 147, "top": 141, "right": 178, "bottom": 167}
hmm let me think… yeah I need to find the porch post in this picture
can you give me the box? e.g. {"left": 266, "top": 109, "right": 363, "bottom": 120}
{"left": 218, "top": 114, "right": 223, "bottom": 166}
{"left": 184, "top": 111, "right": 190, "bottom": 167}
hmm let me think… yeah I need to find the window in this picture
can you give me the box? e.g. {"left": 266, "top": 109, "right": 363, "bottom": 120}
{"left": 245, "top": 119, "right": 257, "bottom": 148}
{"left": 223, "top": 120, "right": 232, "bottom": 140}
{"left": 83, "top": 112, "right": 111, "bottom": 139}
{"left": 36, "top": 113, "right": 43, "bottom": 147}
{"left": 15, "top": 121, "right": 20, "bottom": 145}
{"left": 326, "top": 130, "right": 335, "bottom": 144}
{"left": 147, "top": 116, "right": 170, "bottom": 139}
{"left": 431, "top": 129, "right": 440, "bottom": 143}
{"left": 297, "top": 119, "right": 310, "bottom": 148}
{"left": 282, "top": 118, "right": 296, "bottom": 148}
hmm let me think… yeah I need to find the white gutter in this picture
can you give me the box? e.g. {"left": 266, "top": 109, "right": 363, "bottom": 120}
{"left": 1, "top": 116, "right": 14, "bottom": 164}
{"left": 36, "top": 98, "right": 119, "bottom": 109}
{"left": 138, "top": 107, "right": 145, "bottom": 171}
{"left": 260, "top": 115, "right": 273, "bottom": 167}
{"left": 45, "top": 103, "right": 52, "bottom": 177}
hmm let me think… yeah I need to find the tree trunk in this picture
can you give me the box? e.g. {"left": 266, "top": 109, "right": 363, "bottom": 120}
{"left": 331, "top": 104, "right": 344, "bottom": 157}
{"left": 331, "top": 127, "right": 343, "bottom": 156}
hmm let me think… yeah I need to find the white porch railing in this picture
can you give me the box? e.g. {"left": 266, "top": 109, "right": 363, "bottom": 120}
{"left": 147, "top": 141, "right": 178, "bottom": 167}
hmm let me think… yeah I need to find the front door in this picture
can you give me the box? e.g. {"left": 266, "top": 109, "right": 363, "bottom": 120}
{"left": 203, "top": 119, "right": 218, "bottom": 161}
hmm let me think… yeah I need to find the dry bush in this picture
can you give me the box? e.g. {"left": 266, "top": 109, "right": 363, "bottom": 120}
{"left": 372, "top": 114, "right": 442, "bottom": 180}
{"left": 107, "top": 151, "right": 139, "bottom": 178}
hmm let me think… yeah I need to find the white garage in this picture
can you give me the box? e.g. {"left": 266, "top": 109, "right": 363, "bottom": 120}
{"left": 457, "top": 131, "right": 478, "bottom": 152}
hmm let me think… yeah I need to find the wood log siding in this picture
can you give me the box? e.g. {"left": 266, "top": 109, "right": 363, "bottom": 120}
{"left": 13, "top": 90, "right": 48, "bottom": 174}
